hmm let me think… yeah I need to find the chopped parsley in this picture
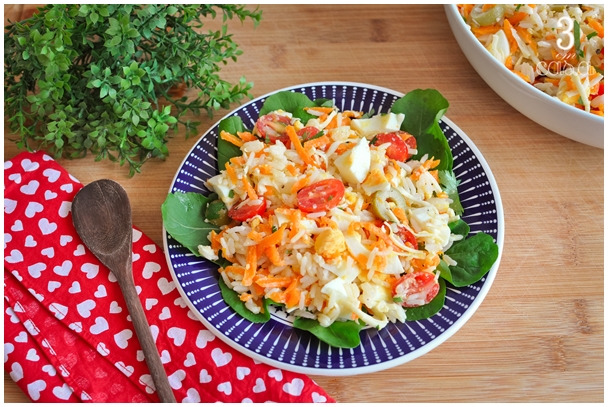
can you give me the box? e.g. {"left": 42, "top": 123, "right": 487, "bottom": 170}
{"left": 587, "top": 32, "right": 598, "bottom": 40}
{"left": 228, "top": 190, "right": 235, "bottom": 198}
{"left": 393, "top": 296, "right": 403, "bottom": 303}
{"left": 515, "top": 4, "right": 523, "bottom": 11}
{"left": 360, "top": 108, "right": 376, "bottom": 119}
{"left": 594, "top": 66, "right": 604, "bottom": 75}
{"left": 272, "top": 226, "right": 277, "bottom": 233}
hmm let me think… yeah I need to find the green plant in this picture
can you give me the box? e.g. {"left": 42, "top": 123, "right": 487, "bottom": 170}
{"left": 4, "top": 4, "right": 262, "bottom": 175}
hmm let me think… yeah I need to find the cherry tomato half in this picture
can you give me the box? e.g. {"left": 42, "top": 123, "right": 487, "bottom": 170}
{"left": 373, "top": 131, "right": 417, "bottom": 161}
{"left": 228, "top": 199, "right": 266, "bottom": 222}
{"left": 255, "top": 113, "right": 292, "bottom": 146}
{"left": 297, "top": 126, "right": 322, "bottom": 141}
{"left": 392, "top": 271, "right": 439, "bottom": 308}
{"left": 296, "top": 179, "right": 345, "bottom": 212}
{"left": 396, "top": 226, "right": 418, "bottom": 250}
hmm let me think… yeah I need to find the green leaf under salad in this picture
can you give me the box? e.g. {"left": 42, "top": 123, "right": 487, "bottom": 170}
{"left": 218, "top": 115, "right": 247, "bottom": 171}
{"left": 448, "top": 219, "right": 470, "bottom": 238}
{"left": 405, "top": 278, "right": 446, "bottom": 321}
{"left": 292, "top": 318, "right": 363, "bottom": 348}
{"left": 258, "top": 91, "right": 317, "bottom": 123}
{"left": 161, "top": 192, "right": 220, "bottom": 253}
{"left": 444, "top": 232, "right": 499, "bottom": 287}
{"left": 391, "top": 89, "right": 453, "bottom": 171}
{"left": 219, "top": 278, "right": 271, "bottom": 323}
{"left": 439, "top": 170, "right": 464, "bottom": 216}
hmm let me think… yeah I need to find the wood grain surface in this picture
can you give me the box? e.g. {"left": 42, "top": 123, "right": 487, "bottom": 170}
{"left": 4, "top": 4, "right": 604, "bottom": 403}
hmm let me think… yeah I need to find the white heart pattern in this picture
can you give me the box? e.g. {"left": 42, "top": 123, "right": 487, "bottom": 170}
{"left": 73, "top": 244, "right": 86, "bottom": 256}
{"left": 90, "top": 317, "right": 109, "bottom": 335}
{"left": 157, "top": 277, "right": 176, "bottom": 295}
{"left": 25, "top": 235, "right": 37, "bottom": 247}
{"left": 312, "top": 392, "right": 327, "bottom": 403}
{"left": 199, "top": 368, "right": 212, "bottom": 384}
{"left": 114, "top": 329, "right": 133, "bottom": 349}
{"left": 145, "top": 298, "right": 159, "bottom": 310}
{"left": 5, "top": 198, "right": 18, "bottom": 214}
{"left": 182, "top": 388, "right": 201, "bottom": 403}
{"left": 68, "top": 281, "right": 81, "bottom": 294}
{"left": 77, "top": 299, "right": 96, "bottom": 318}
{"left": 81, "top": 263, "right": 99, "bottom": 279}
{"left": 168, "top": 369, "right": 186, "bottom": 390}
{"left": 109, "top": 301, "right": 122, "bottom": 314}
{"left": 28, "top": 262, "right": 46, "bottom": 278}
{"left": 42, "top": 365, "right": 57, "bottom": 376}
{"left": 47, "top": 281, "right": 61, "bottom": 292}
{"left": 43, "top": 168, "right": 61, "bottom": 183}
{"left": 38, "top": 218, "right": 57, "bottom": 235}
{"left": 15, "top": 331, "right": 28, "bottom": 343}
{"left": 25, "top": 202, "right": 44, "bottom": 218}
{"left": 184, "top": 352, "right": 196, "bottom": 367}
{"left": 27, "top": 379, "right": 46, "bottom": 401}
{"left": 115, "top": 361, "right": 134, "bottom": 377}
{"left": 167, "top": 327, "right": 186, "bottom": 347}
{"left": 59, "top": 234, "right": 73, "bottom": 246}
{"left": 8, "top": 173, "right": 21, "bottom": 184}
{"left": 139, "top": 374, "right": 156, "bottom": 394}
{"left": 44, "top": 190, "right": 58, "bottom": 200}
{"left": 26, "top": 348, "right": 41, "bottom": 362}
{"left": 96, "top": 342, "right": 110, "bottom": 357}
{"left": 41, "top": 247, "right": 55, "bottom": 258}
{"left": 253, "top": 378, "right": 266, "bottom": 393}
{"left": 160, "top": 350, "right": 171, "bottom": 364}
{"left": 217, "top": 381, "right": 233, "bottom": 395}
{"left": 52, "top": 383, "right": 73, "bottom": 400}
{"left": 53, "top": 260, "right": 72, "bottom": 277}
{"left": 5, "top": 343, "right": 15, "bottom": 363}
{"left": 94, "top": 284, "right": 107, "bottom": 298}
{"left": 4, "top": 233, "right": 12, "bottom": 249}
{"left": 159, "top": 307, "right": 171, "bottom": 320}
{"left": 21, "top": 158, "right": 40, "bottom": 172}
{"left": 10, "top": 362, "right": 24, "bottom": 382}
{"left": 60, "top": 183, "right": 73, "bottom": 193}
{"left": 11, "top": 220, "right": 24, "bottom": 232}
{"left": 58, "top": 201, "right": 72, "bottom": 218}
{"left": 268, "top": 369, "right": 283, "bottom": 381}
{"left": 142, "top": 262, "right": 161, "bottom": 279}
{"left": 211, "top": 348, "right": 232, "bottom": 367}
{"left": 132, "top": 228, "right": 142, "bottom": 242}
{"left": 142, "top": 244, "right": 157, "bottom": 253}
{"left": 196, "top": 330, "right": 215, "bottom": 349}
{"left": 68, "top": 322, "right": 83, "bottom": 333}
{"left": 283, "top": 378, "right": 305, "bottom": 397}
{"left": 5, "top": 249, "right": 24, "bottom": 264}
{"left": 237, "top": 366, "right": 251, "bottom": 380}
{"left": 48, "top": 303, "right": 68, "bottom": 320}
{"left": 20, "top": 180, "right": 40, "bottom": 195}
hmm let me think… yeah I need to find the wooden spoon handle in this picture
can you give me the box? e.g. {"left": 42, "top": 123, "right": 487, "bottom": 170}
{"left": 119, "top": 279, "right": 176, "bottom": 403}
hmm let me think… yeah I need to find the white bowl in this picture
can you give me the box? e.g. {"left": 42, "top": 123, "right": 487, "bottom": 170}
{"left": 444, "top": 4, "right": 604, "bottom": 149}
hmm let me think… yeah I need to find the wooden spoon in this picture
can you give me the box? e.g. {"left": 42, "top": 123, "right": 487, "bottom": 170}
{"left": 71, "top": 179, "right": 176, "bottom": 403}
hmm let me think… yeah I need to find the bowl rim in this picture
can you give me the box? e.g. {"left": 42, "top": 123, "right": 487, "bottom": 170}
{"left": 444, "top": 4, "right": 604, "bottom": 126}
{"left": 162, "top": 81, "right": 505, "bottom": 376}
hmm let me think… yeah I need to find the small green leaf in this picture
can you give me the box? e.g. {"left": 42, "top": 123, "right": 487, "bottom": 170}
{"left": 405, "top": 278, "right": 446, "bottom": 321}
{"left": 445, "top": 232, "right": 499, "bottom": 287}
{"left": 293, "top": 318, "right": 362, "bottom": 348}
{"left": 218, "top": 279, "right": 270, "bottom": 323}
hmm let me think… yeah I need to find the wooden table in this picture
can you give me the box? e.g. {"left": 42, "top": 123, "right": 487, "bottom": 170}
{"left": 4, "top": 4, "right": 603, "bottom": 403}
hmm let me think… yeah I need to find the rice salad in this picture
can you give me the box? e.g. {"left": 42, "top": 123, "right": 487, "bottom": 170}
{"left": 458, "top": 4, "right": 604, "bottom": 116}
{"left": 197, "top": 106, "right": 463, "bottom": 330}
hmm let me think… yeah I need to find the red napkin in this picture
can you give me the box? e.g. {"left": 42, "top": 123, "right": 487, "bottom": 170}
{"left": 4, "top": 151, "right": 333, "bottom": 403}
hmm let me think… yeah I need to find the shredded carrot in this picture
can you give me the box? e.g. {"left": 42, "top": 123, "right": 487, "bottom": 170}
{"left": 507, "top": 11, "right": 527, "bottom": 25}
{"left": 267, "top": 290, "right": 286, "bottom": 305}
{"left": 482, "top": 4, "right": 495, "bottom": 12}
{"left": 461, "top": 4, "right": 474, "bottom": 19}
{"left": 528, "top": 39, "right": 538, "bottom": 55}
{"left": 391, "top": 207, "right": 408, "bottom": 223}
{"left": 342, "top": 110, "right": 363, "bottom": 119}
{"left": 303, "top": 135, "right": 330, "bottom": 150}
{"left": 285, "top": 163, "right": 298, "bottom": 176}
{"left": 237, "top": 131, "right": 256, "bottom": 142}
{"left": 335, "top": 142, "right": 356, "bottom": 155}
{"left": 242, "top": 245, "right": 258, "bottom": 286}
{"left": 511, "top": 69, "right": 530, "bottom": 83}
{"left": 288, "top": 210, "right": 302, "bottom": 239}
{"left": 319, "top": 113, "right": 328, "bottom": 122}
{"left": 590, "top": 109, "right": 604, "bottom": 117}
{"left": 230, "top": 156, "right": 245, "bottom": 166}
{"left": 325, "top": 114, "right": 339, "bottom": 130}
{"left": 304, "top": 106, "right": 334, "bottom": 114}
{"left": 587, "top": 18, "right": 604, "bottom": 39}
{"left": 265, "top": 244, "right": 284, "bottom": 266}
{"left": 254, "top": 164, "right": 273, "bottom": 175}
{"left": 286, "top": 126, "right": 315, "bottom": 166}
{"left": 240, "top": 175, "right": 258, "bottom": 200}
{"left": 361, "top": 222, "right": 401, "bottom": 252}
{"left": 239, "top": 293, "right": 253, "bottom": 302}
{"left": 563, "top": 75, "right": 576, "bottom": 91}
{"left": 257, "top": 223, "right": 287, "bottom": 256}
{"left": 472, "top": 25, "right": 501, "bottom": 37}
{"left": 505, "top": 55, "right": 514, "bottom": 70}
{"left": 210, "top": 230, "right": 221, "bottom": 252}
{"left": 284, "top": 278, "right": 301, "bottom": 308}
{"left": 220, "top": 130, "right": 243, "bottom": 147}
{"left": 250, "top": 282, "right": 265, "bottom": 296}
{"left": 429, "top": 170, "right": 439, "bottom": 182}
{"left": 545, "top": 34, "right": 556, "bottom": 40}
{"left": 291, "top": 176, "right": 310, "bottom": 194}
{"left": 254, "top": 275, "right": 292, "bottom": 288}
{"left": 225, "top": 162, "right": 238, "bottom": 184}
{"left": 224, "top": 265, "right": 246, "bottom": 276}
{"left": 515, "top": 26, "right": 532, "bottom": 44}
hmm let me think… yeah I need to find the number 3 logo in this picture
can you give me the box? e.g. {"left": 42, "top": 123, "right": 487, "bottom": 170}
{"left": 556, "top": 16, "right": 574, "bottom": 51}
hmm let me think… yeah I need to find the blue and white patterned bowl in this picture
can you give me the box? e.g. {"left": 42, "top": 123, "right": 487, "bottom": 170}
{"left": 163, "top": 82, "right": 504, "bottom": 376}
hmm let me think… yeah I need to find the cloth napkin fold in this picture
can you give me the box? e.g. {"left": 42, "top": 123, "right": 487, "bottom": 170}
{"left": 4, "top": 151, "right": 333, "bottom": 403}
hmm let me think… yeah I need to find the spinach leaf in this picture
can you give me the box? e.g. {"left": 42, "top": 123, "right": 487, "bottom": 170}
{"left": 391, "top": 89, "right": 453, "bottom": 171}
{"left": 313, "top": 98, "right": 334, "bottom": 107}
{"left": 161, "top": 192, "right": 220, "bottom": 254}
{"left": 448, "top": 219, "right": 470, "bottom": 238}
{"left": 217, "top": 115, "right": 245, "bottom": 171}
{"left": 218, "top": 278, "right": 270, "bottom": 323}
{"left": 258, "top": 91, "right": 317, "bottom": 123}
{"left": 436, "top": 259, "right": 453, "bottom": 284}
{"left": 405, "top": 278, "right": 446, "bottom": 321}
{"left": 444, "top": 232, "right": 499, "bottom": 287}
{"left": 293, "top": 318, "right": 362, "bottom": 348}
{"left": 439, "top": 170, "right": 464, "bottom": 215}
